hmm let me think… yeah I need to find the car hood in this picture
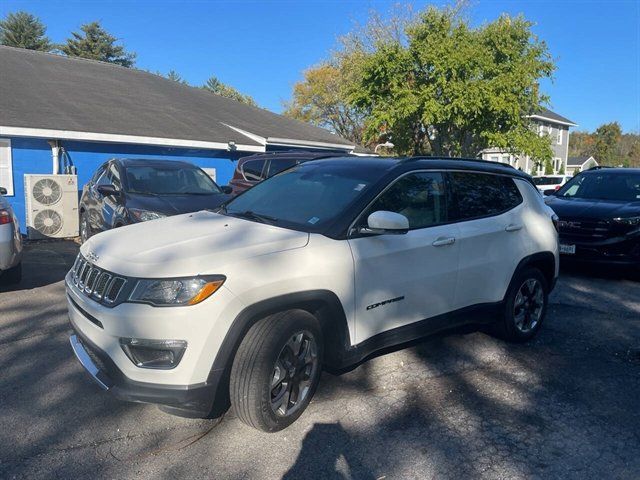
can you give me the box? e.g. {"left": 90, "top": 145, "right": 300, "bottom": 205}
{"left": 546, "top": 196, "right": 640, "bottom": 219}
{"left": 81, "top": 211, "right": 309, "bottom": 278}
{"left": 125, "top": 192, "right": 230, "bottom": 216}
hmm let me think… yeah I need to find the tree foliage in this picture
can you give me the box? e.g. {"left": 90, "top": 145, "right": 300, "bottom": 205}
{"left": 347, "top": 5, "right": 556, "bottom": 157}
{"left": 166, "top": 69, "right": 188, "bottom": 84}
{"left": 0, "top": 11, "right": 52, "bottom": 51}
{"left": 202, "top": 76, "right": 257, "bottom": 106}
{"left": 570, "top": 122, "right": 639, "bottom": 167}
{"left": 284, "top": 63, "right": 367, "bottom": 146}
{"left": 60, "top": 21, "right": 136, "bottom": 67}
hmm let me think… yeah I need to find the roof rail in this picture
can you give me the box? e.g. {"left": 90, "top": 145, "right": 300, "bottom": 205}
{"left": 402, "top": 156, "right": 517, "bottom": 169}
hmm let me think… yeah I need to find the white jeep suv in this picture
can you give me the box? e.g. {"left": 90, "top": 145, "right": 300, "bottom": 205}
{"left": 66, "top": 157, "right": 559, "bottom": 432}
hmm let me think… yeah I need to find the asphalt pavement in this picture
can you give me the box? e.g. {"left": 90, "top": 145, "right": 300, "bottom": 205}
{"left": 1, "top": 240, "right": 638, "bottom": 479}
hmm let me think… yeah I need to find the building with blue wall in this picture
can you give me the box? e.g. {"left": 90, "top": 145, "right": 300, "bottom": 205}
{"left": 0, "top": 46, "right": 355, "bottom": 233}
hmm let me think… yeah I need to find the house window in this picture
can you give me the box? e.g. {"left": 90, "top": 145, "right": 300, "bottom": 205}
{"left": 554, "top": 158, "right": 563, "bottom": 173}
{"left": 490, "top": 156, "right": 499, "bottom": 162}
{"left": 0, "top": 139, "right": 13, "bottom": 196}
{"left": 556, "top": 129, "right": 562, "bottom": 145}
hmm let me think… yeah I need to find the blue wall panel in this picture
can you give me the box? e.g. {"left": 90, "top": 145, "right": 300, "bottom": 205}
{"left": 4, "top": 137, "right": 243, "bottom": 233}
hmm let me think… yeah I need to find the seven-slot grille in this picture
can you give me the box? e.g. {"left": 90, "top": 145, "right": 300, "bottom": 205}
{"left": 71, "top": 254, "right": 127, "bottom": 304}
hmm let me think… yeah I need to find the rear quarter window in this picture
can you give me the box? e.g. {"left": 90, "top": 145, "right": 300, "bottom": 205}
{"left": 242, "top": 160, "right": 266, "bottom": 181}
{"left": 267, "top": 158, "right": 298, "bottom": 178}
{"left": 449, "top": 172, "right": 522, "bottom": 221}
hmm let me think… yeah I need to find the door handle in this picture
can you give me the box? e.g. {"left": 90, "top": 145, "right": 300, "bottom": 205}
{"left": 432, "top": 236, "right": 456, "bottom": 247}
{"left": 505, "top": 224, "right": 523, "bottom": 232}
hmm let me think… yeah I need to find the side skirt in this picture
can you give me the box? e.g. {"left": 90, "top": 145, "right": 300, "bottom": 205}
{"left": 335, "top": 302, "right": 503, "bottom": 369}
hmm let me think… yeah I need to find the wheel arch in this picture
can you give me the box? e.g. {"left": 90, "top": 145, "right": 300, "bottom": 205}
{"left": 509, "top": 251, "right": 557, "bottom": 295}
{"left": 205, "top": 290, "right": 351, "bottom": 415}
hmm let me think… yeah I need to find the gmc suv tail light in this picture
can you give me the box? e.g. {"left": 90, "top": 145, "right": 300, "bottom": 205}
{"left": 0, "top": 209, "right": 13, "bottom": 225}
{"left": 551, "top": 214, "right": 560, "bottom": 233}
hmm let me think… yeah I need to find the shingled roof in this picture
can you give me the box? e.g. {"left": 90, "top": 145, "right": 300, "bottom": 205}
{"left": 0, "top": 46, "right": 355, "bottom": 152}
{"left": 530, "top": 107, "right": 577, "bottom": 127}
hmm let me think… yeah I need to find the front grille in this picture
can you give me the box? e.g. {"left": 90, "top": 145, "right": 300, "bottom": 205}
{"left": 70, "top": 254, "right": 128, "bottom": 306}
{"left": 558, "top": 218, "right": 614, "bottom": 242}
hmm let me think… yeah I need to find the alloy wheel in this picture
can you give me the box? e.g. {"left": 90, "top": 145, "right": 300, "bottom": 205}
{"left": 513, "top": 278, "right": 544, "bottom": 333}
{"left": 270, "top": 331, "right": 318, "bottom": 417}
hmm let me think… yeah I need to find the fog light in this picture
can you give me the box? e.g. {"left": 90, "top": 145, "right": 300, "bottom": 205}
{"left": 120, "top": 338, "right": 187, "bottom": 369}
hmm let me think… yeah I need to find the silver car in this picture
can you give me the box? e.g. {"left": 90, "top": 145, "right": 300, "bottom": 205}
{"left": 0, "top": 187, "right": 22, "bottom": 284}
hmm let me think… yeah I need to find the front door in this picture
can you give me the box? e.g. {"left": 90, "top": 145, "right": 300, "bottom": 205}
{"left": 348, "top": 172, "right": 460, "bottom": 343}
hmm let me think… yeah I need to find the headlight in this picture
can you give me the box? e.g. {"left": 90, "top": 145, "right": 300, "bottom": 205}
{"left": 129, "top": 276, "right": 225, "bottom": 306}
{"left": 129, "top": 208, "right": 167, "bottom": 222}
{"left": 613, "top": 216, "right": 640, "bottom": 226}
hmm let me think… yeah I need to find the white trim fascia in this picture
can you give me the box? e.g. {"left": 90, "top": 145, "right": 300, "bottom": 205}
{"left": 222, "top": 124, "right": 267, "bottom": 145}
{"left": 0, "top": 126, "right": 266, "bottom": 153}
{"left": 528, "top": 115, "right": 578, "bottom": 127}
{"left": 266, "top": 137, "right": 355, "bottom": 151}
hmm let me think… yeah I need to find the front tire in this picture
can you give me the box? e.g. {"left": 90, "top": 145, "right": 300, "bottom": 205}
{"left": 230, "top": 310, "right": 323, "bottom": 432}
{"left": 495, "top": 267, "right": 548, "bottom": 342}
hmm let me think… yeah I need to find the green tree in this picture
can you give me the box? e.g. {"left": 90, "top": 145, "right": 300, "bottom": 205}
{"left": 593, "top": 122, "right": 622, "bottom": 166}
{"left": 347, "top": 5, "right": 555, "bottom": 159}
{"left": 60, "top": 21, "right": 135, "bottom": 67}
{"left": 203, "top": 76, "right": 257, "bottom": 106}
{"left": 0, "top": 11, "right": 52, "bottom": 51}
{"left": 166, "top": 70, "right": 188, "bottom": 84}
{"left": 284, "top": 63, "right": 367, "bottom": 146}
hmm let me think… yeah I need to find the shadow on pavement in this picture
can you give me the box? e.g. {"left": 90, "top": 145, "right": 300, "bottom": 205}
{"left": 0, "top": 238, "right": 639, "bottom": 479}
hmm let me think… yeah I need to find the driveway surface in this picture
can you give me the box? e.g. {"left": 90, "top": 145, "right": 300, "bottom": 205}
{"left": 1, "top": 241, "right": 639, "bottom": 479}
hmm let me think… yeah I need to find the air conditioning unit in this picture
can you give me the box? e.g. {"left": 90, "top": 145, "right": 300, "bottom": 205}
{"left": 25, "top": 174, "right": 79, "bottom": 239}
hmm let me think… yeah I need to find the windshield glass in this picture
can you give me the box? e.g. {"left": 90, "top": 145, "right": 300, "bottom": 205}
{"left": 557, "top": 171, "right": 640, "bottom": 202}
{"left": 223, "top": 162, "right": 385, "bottom": 232}
{"left": 125, "top": 165, "right": 221, "bottom": 195}
{"left": 533, "top": 177, "right": 563, "bottom": 185}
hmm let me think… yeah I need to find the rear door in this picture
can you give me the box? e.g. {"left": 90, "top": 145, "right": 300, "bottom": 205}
{"left": 448, "top": 172, "right": 527, "bottom": 308}
{"left": 348, "top": 171, "right": 460, "bottom": 343}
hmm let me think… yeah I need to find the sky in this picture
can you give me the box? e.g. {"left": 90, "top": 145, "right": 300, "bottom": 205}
{"left": 1, "top": 0, "right": 639, "bottom": 133}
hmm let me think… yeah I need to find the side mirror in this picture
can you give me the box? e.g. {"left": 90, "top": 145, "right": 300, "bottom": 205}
{"left": 221, "top": 185, "right": 233, "bottom": 194}
{"left": 359, "top": 211, "right": 409, "bottom": 235}
{"left": 543, "top": 188, "right": 558, "bottom": 196}
{"left": 0, "top": 187, "right": 7, "bottom": 195}
{"left": 97, "top": 184, "right": 119, "bottom": 197}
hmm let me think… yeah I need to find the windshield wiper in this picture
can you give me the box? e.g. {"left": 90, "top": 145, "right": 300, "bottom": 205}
{"left": 229, "top": 210, "right": 279, "bottom": 225}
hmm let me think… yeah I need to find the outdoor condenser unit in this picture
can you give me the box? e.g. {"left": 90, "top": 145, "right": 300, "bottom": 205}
{"left": 24, "top": 174, "right": 79, "bottom": 239}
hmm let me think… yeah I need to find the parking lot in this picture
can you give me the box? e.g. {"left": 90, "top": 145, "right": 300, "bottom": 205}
{"left": 1, "top": 240, "right": 639, "bottom": 479}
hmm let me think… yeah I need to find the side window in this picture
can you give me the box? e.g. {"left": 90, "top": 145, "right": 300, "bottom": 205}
{"left": 266, "top": 158, "right": 298, "bottom": 178}
{"left": 95, "top": 168, "right": 111, "bottom": 186}
{"left": 91, "top": 164, "right": 107, "bottom": 184}
{"left": 107, "top": 163, "right": 122, "bottom": 190}
{"left": 242, "top": 160, "right": 266, "bottom": 181}
{"left": 364, "top": 172, "right": 448, "bottom": 230}
{"left": 449, "top": 172, "right": 522, "bottom": 221}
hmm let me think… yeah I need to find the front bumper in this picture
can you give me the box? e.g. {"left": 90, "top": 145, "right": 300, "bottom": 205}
{"left": 559, "top": 235, "right": 640, "bottom": 265}
{"left": 68, "top": 324, "right": 219, "bottom": 417}
{"left": 65, "top": 268, "right": 243, "bottom": 417}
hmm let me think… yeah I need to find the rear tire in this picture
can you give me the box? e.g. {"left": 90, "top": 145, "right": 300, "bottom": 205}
{"left": 230, "top": 309, "right": 323, "bottom": 432}
{"left": 1, "top": 262, "right": 22, "bottom": 285}
{"left": 494, "top": 267, "right": 548, "bottom": 342}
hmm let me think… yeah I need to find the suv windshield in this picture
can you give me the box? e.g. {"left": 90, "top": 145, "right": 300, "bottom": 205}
{"left": 557, "top": 171, "right": 640, "bottom": 202}
{"left": 533, "top": 177, "right": 563, "bottom": 185}
{"left": 223, "top": 162, "right": 384, "bottom": 232}
{"left": 125, "top": 165, "right": 221, "bottom": 195}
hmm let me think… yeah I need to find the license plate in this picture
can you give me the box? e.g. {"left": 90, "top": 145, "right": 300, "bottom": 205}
{"left": 559, "top": 244, "right": 576, "bottom": 255}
